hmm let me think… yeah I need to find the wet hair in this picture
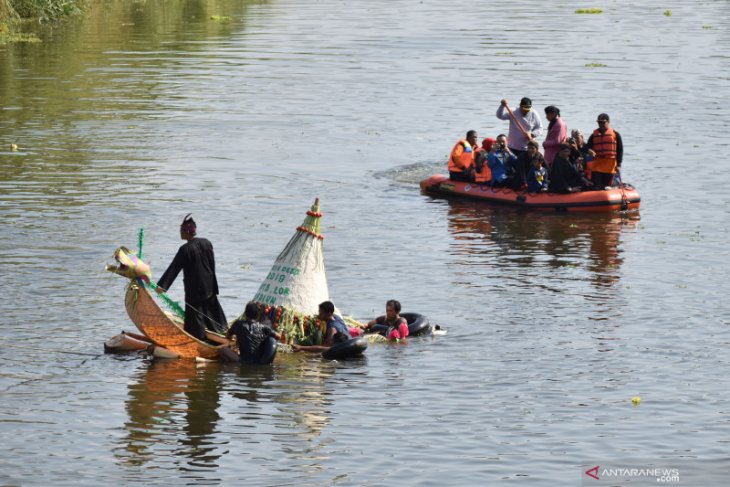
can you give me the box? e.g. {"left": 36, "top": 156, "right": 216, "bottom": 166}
{"left": 318, "top": 301, "right": 335, "bottom": 314}
{"left": 544, "top": 105, "right": 560, "bottom": 116}
{"left": 333, "top": 332, "right": 349, "bottom": 344}
{"left": 466, "top": 130, "right": 477, "bottom": 139}
{"left": 244, "top": 301, "right": 260, "bottom": 321}
{"left": 386, "top": 299, "right": 401, "bottom": 313}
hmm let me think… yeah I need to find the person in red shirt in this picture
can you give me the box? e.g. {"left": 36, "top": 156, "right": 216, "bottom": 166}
{"left": 365, "top": 299, "right": 409, "bottom": 341}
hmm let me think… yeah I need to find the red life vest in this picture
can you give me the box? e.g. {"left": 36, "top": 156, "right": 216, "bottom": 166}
{"left": 587, "top": 127, "right": 618, "bottom": 174}
{"left": 448, "top": 139, "right": 475, "bottom": 172}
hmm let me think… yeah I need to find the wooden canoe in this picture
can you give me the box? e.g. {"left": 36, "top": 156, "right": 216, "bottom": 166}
{"left": 124, "top": 281, "right": 228, "bottom": 359}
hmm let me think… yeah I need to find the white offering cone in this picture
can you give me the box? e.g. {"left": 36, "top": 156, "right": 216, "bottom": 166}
{"left": 252, "top": 198, "right": 329, "bottom": 315}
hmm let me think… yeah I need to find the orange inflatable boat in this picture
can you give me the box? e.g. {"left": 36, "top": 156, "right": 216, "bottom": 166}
{"left": 420, "top": 174, "right": 640, "bottom": 213}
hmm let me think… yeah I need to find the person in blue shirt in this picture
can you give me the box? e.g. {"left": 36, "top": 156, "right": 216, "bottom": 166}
{"left": 487, "top": 134, "right": 517, "bottom": 187}
{"left": 317, "top": 300, "right": 351, "bottom": 346}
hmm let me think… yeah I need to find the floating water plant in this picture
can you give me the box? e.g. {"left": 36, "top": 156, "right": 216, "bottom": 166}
{"left": 585, "top": 63, "right": 607, "bottom": 68}
{"left": 663, "top": 10, "right": 672, "bottom": 16}
{"left": 575, "top": 8, "right": 603, "bottom": 14}
{"left": 210, "top": 15, "right": 230, "bottom": 22}
{"left": 0, "top": 32, "right": 41, "bottom": 44}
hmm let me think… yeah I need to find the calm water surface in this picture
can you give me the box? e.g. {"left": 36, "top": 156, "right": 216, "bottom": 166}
{"left": 1, "top": 0, "right": 729, "bottom": 485}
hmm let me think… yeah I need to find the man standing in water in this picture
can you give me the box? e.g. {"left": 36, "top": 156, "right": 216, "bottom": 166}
{"left": 156, "top": 214, "right": 228, "bottom": 339}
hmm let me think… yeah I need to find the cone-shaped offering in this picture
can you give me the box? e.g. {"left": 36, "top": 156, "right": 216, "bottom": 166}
{"left": 249, "top": 199, "right": 331, "bottom": 345}
{"left": 253, "top": 198, "right": 329, "bottom": 313}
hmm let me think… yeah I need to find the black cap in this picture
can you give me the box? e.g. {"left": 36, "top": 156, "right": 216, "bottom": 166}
{"left": 520, "top": 97, "right": 532, "bottom": 108}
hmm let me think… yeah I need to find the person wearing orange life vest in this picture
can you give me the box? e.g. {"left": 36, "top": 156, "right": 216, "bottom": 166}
{"left": 474, "top": 137, "right": 496, "bottom": 184}
{"left": 584, "top": 113, "right": 623, "bottom": 189}
{"left": 448, "top": 130, "right": 478, "bottom": 182}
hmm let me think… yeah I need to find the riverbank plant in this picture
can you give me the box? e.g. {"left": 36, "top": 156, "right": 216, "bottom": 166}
{"left": 0, "top": 0, "right": 85, "bottom": 43}
{"left": 4, "top": 0, "right": 84, "bottom": 20}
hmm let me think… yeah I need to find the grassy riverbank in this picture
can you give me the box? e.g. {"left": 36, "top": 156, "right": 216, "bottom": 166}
{"left": 0, "top": 0, "right": 85, "bottom": 43}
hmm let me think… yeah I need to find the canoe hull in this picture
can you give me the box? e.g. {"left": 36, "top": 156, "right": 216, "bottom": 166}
{"left": 420, "top": 174, "right": 640, "bottom": 213}
{"left": 124, "top": 282, "right": 225, "bottom": 359}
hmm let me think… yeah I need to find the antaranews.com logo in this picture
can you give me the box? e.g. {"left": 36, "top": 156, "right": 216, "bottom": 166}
{"left": 583, "top": 464, "right": 680, "bottom": 484}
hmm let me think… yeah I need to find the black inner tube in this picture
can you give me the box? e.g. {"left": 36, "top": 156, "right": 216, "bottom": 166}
{"left": 322, "top": 337, "right": 368, "bottom": 360}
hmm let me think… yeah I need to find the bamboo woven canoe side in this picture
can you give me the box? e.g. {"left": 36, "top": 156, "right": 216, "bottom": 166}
{"left": 124, "top": 282, "right": 224, "bottom": 359}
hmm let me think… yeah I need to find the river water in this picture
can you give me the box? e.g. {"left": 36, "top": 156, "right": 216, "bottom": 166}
{"left": 1, "top": 1, "right": 729, "bottom": 485}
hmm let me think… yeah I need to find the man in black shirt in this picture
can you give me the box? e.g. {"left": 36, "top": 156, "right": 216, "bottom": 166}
{"left": 156, "top": 214, "right": 228, "bottom": 339}
{"left": 225, "top": 302, "right": 281, "bottom": 364}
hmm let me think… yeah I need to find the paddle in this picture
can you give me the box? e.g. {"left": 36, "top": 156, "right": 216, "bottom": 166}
{"left": 504, "top": 103, "right": 531, "bottom": 141}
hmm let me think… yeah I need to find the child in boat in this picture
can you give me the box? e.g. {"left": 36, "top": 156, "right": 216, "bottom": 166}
{"left": 526, "top": 149, "right": 549, "bottom": 192}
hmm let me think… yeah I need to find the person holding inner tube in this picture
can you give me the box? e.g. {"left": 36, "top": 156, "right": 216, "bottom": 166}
{"left": 364, "top": 299, "right": 409, "bottom": 341}
{"left": 221, "top": 301, "right": 281, "bottom": 364}
{"left": 292, "top": 331, "right": 350, "bottom": 353}
{"left": 317, "top": 301, "right": 351, "bottom": 346}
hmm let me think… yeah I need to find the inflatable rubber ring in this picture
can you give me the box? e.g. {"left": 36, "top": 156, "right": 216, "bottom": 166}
{"left": 322, "top": 337, "right": 368, "bottom": 360}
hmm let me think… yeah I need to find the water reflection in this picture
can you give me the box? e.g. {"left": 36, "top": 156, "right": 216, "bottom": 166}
{"left": 116, "top": 359, "right": 225, "bottom": 472}
{"left": 114, "top": 354, "right": 352, "bottom": 480}
{"left": 444, "top": 199, "right": 640, "bottom": 290}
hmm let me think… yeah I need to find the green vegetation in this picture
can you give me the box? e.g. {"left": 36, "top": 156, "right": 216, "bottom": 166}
{"left": 585, "top": 63, "right": 607, "bottom": 68}
{"left": 575, "top": 8, "right": 603, "bottom": 14}
{"left": 663, "top": 9, "right": 672, "bottom": 17}
{"left": 1, "top": 0, "right": 85, "bottom": 43}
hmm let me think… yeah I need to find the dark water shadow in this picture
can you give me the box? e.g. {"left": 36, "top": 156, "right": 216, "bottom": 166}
{"left": 443, "top": 197, "right": 641, "bottom": 291}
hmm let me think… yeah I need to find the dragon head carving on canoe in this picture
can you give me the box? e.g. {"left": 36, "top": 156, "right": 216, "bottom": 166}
{"left": 106, "top": 246, "right": 151, "bottom": 285}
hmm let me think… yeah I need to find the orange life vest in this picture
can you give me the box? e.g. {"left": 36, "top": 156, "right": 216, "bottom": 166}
{"left": 473, "top": 149, "right": 492, "bottom": 183}
{"left": 587, "top": 127, "right": 618, "bottom": 174}
{"left": 448, "top": 139, "right": 475, "bottom": 172}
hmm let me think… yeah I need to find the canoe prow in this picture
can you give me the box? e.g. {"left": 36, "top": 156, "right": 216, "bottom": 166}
{"left": 124, "top": 282, "right": 227, "bottom": 359}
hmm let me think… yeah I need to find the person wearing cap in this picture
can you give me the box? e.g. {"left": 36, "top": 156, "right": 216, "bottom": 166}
{"left": 542, "top": 105, "right": 568, "bottom": 167}
{"left": 156, "top": 214, "right": 228, "bottom": 340}
{"left": 496, "top": 97, "right": 543, "bottom": 157}
{"left": 584, "top": 113, "right": 623, "bottom": 188}
{"left": 448, "top": 130, "right": 478, "bottom": 182}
